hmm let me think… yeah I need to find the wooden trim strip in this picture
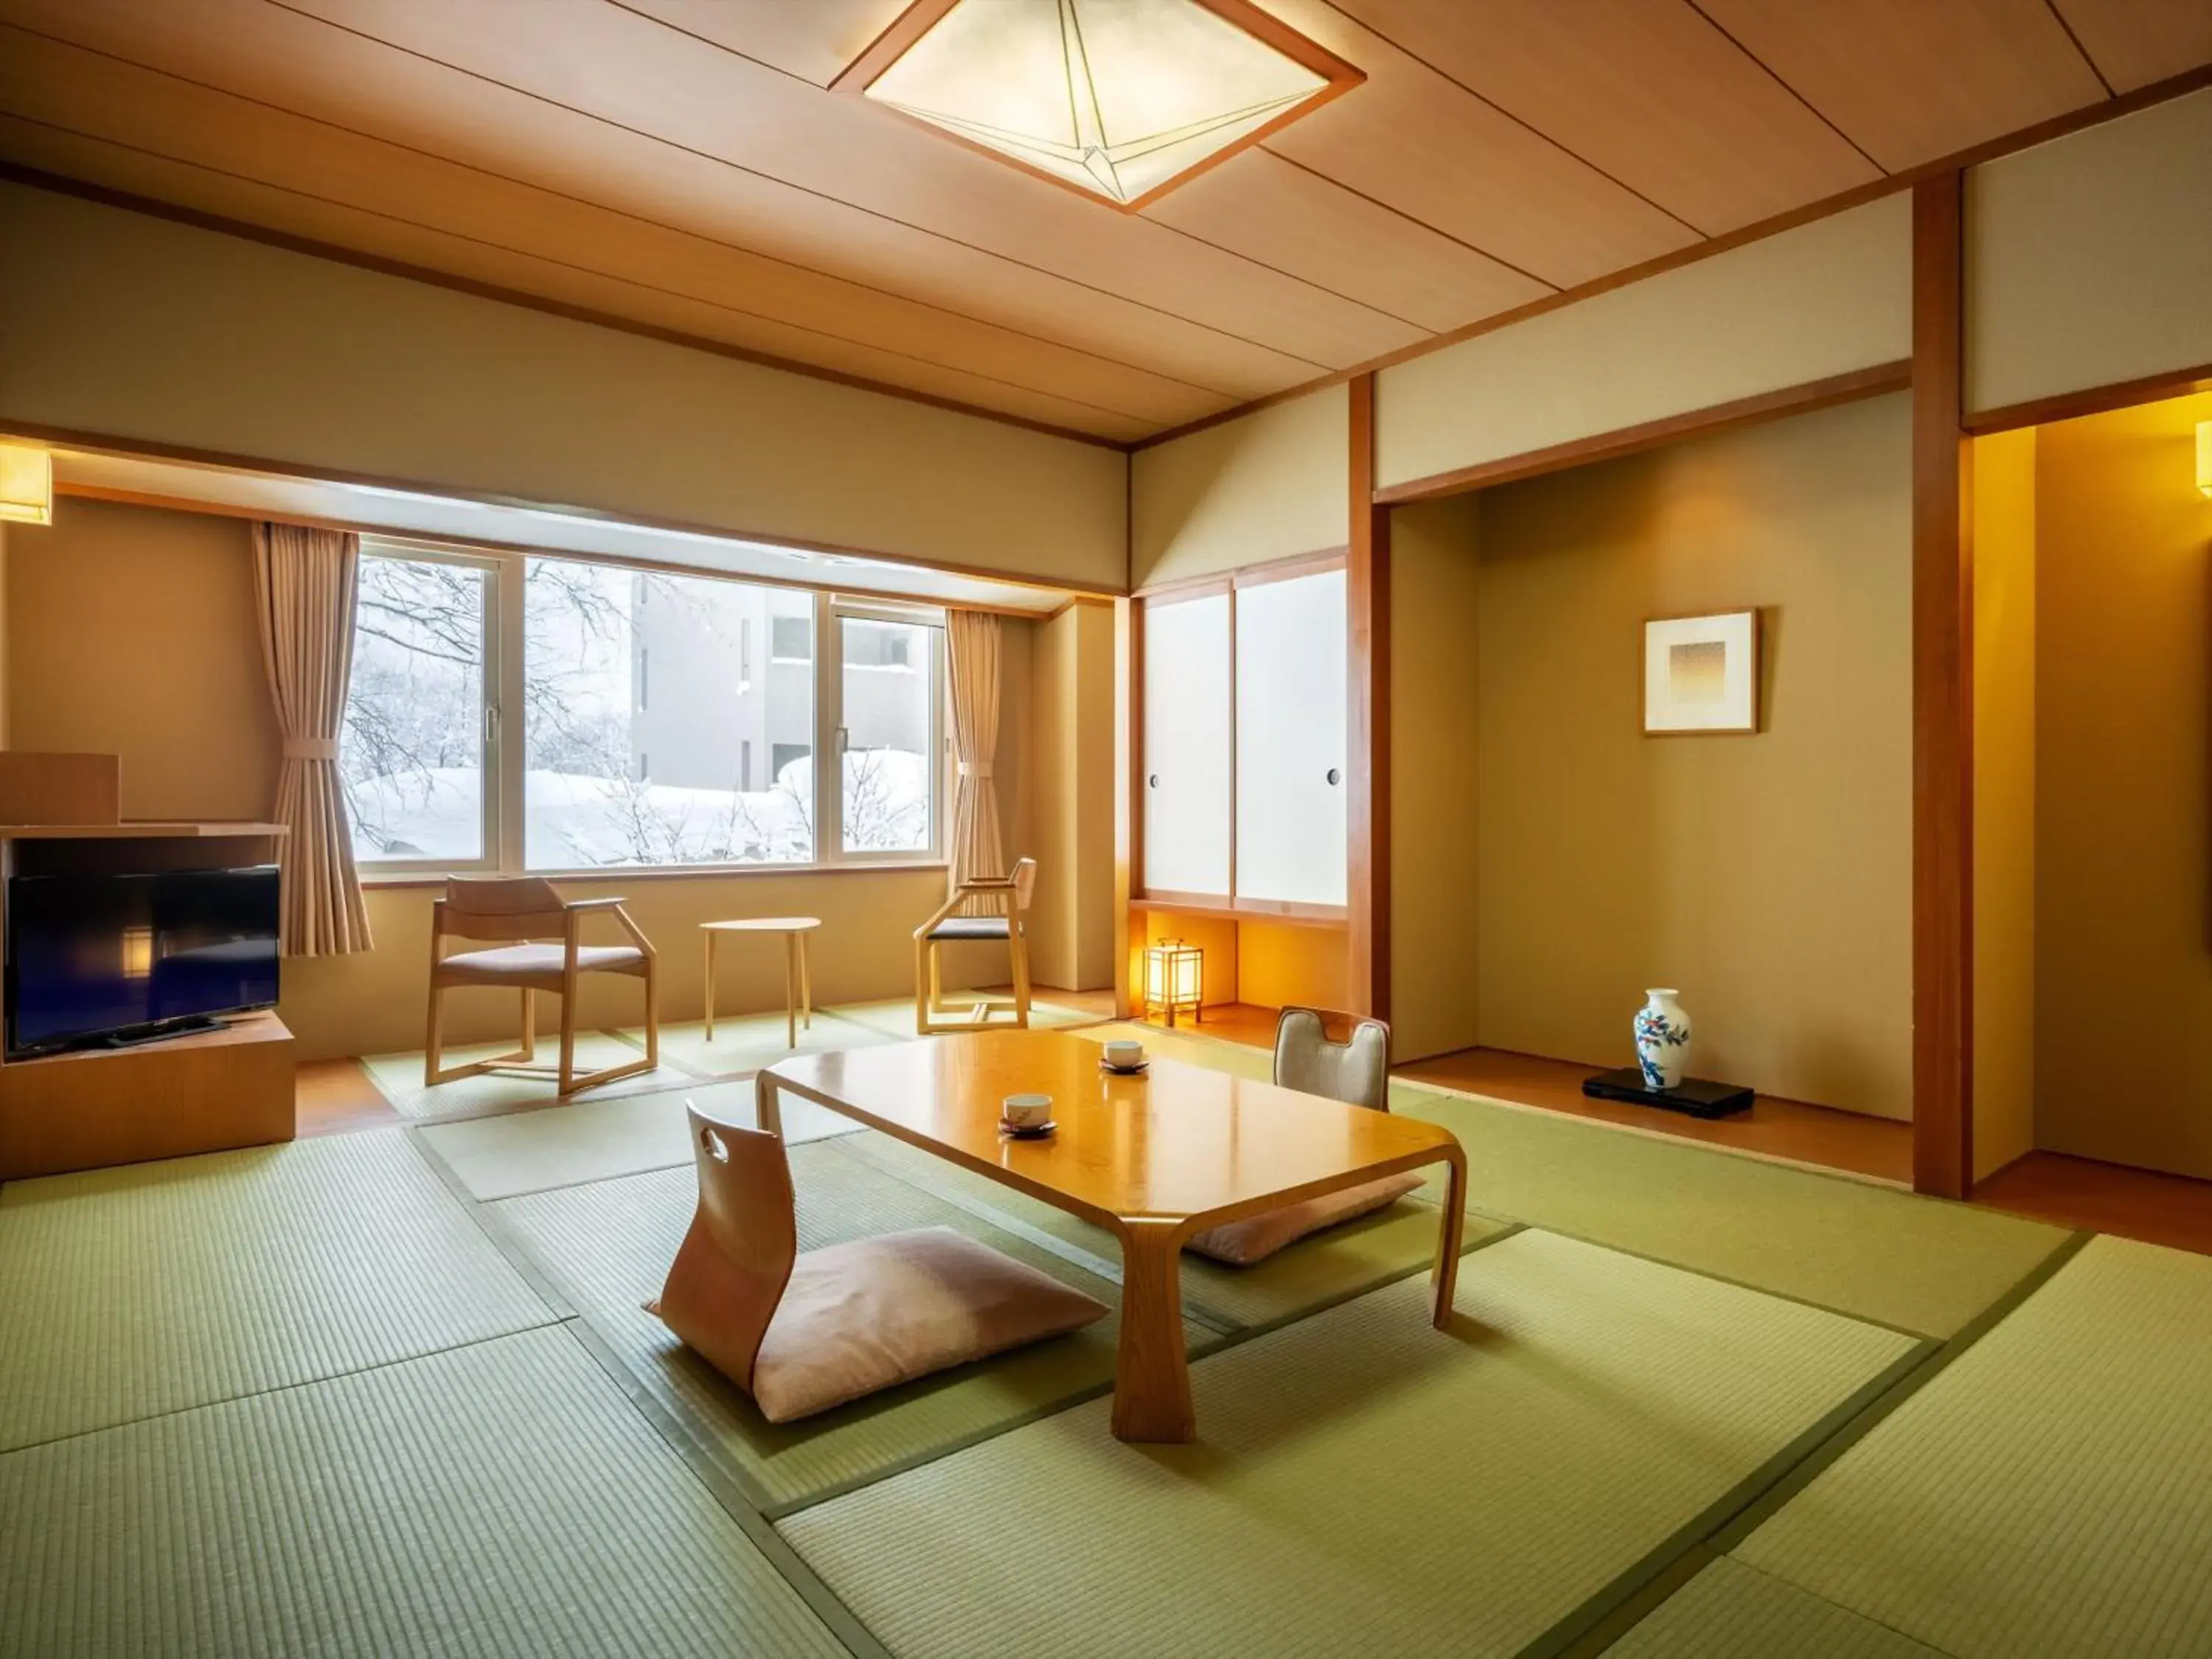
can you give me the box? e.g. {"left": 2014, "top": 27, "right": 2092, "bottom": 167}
{"left": 1374, "top": 361, "right": 1913, "bottom": 504}
{"left": 0, "top": 161, "right": 1130, "bottom": 451}
{"left": 1131, "top": 574, "right": 1235, "bottom": 604}
{"left": 1230, "top": 548, "right": 1350, "bottom": 589}
{"left": 3, "top": 420, "right": 1121, "bottom": 597}
{"left": 1130, "top": 63, "right": 2212, "bottom": 454}
{"left": 1966, "top": 361, "right": 2212, "bottom": 436}
{"left": 1911, "top": 173, "right": 1974, "bottom": 1201}
{"left": 1131, "top": 544, "right": 1349, "bottom": 599}
{"left": 1113, "top": 595, "right": 1140, "bottom": 1018}
{"left": 1131, "top": 895, "right": 1349, "bottom": 931}
{"left": 1346, "top": 372, "right": 1390, "bottom": 1021}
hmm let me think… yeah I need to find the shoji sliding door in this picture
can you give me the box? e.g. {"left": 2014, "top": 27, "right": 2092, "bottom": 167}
{"left": 1139, "top": 586, "right": 1233, "bottom": 899}
{"left": 1234, "top": 564, "right": 1347, "bottom": 910}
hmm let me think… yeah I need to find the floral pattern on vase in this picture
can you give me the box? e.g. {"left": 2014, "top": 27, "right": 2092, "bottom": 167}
{"left": 1632, "top": 989, "right": 1693, "bottom": 1091}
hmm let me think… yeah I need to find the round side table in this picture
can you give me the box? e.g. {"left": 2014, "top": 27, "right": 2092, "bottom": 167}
{"left": 701, "top": 917, "right": 821, "bottom": 1049}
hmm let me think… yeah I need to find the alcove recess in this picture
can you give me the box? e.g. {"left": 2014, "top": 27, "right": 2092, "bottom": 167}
{"left": 0, "top": 751, "right": 294, "bottom": 1180}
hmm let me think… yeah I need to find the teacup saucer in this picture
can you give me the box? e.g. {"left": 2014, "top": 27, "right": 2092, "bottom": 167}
{"left": 998, "top": 1119, "right": 1057, "bottom": 1139}
{"left": 1099, "top": 1060, "right": 1150, "bottom": 1076}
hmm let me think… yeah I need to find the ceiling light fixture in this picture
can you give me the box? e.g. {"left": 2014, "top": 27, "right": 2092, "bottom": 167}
{"left": 837, "top": 0, "right": 1362, "bottom": 211}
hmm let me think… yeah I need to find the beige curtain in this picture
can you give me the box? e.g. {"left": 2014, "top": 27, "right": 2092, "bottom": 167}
{"left": 945, "top": 610, "right": 1006, "bottom": 906}
{"left": 252, "top": 522, "right": 373, "bottom": 956}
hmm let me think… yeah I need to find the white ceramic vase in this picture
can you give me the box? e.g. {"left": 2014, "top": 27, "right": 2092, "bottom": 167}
{"left": 1633, "top": 989, "right": 1693, "bottom": 1091}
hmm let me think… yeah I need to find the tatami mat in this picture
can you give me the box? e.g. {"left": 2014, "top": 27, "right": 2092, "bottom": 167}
{"left": 836, "top": 1126, "right": 1507, "bottom": 1335}
{"left": 0, "top": 1129, "right": 555, "bottom": 1451}
{"left": 0, "top": 1326, "right": 849, "bottom": 1659}
{"left": 364, "top": 1030, "right": 681, "bottom": 1119}
{"left": 835, "top": 996, "right": 1096, "bottom": 1040}
{"left": 1733, "top": 1235, "right": 2212, "bottom": 1659}
{"left": 644, "top": 1009, "right": 892, "bottom": 1080}
{"left": 493, "top": 1141, "right": 1211, "bottom": 1514}
{"left": 415, "top": 1077, "right": 860, "bottom": 1203}
{"left": 782, "top": 1229, "right": 1920, "bottom": 1659}
{"left": 1604, "top": 1559, "right": 1946, "bottom": 1658}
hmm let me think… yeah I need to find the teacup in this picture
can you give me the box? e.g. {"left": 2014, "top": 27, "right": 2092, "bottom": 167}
{"left": 1001, "top": 1093, "right": 1054, "bottom": 1131}
{"left": 1102, "top": 1040, "right": 1146, "bottom": 1071}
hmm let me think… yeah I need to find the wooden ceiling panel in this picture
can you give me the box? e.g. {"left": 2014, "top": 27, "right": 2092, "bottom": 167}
{"left": 0, "top": 115, "right": 1163, "bottom": 443}
{"left": 1254, "top": 0, "right": 1704, "bottom": 289}
{"left": 2052, "top": 0, "right": 2212, "bottom": 92}
{"left": 606, "top": 0, "right": 909, "bottom": 86}
{"left": 1692, "top": 0, "right": 2110, "bottom": 172}
{"left": 1325, "top": 0, "right": 1882, "bottom": 234}
{"left": 1141, "top": 146, "right": 1556, "bottom": 334}
{"left": 0, "top": 0, "right": 1323, "bottom": 403}
{"left": 271, "top": 0, "right": 1431, "bottom": 369}
{"left": 0, "top": 27, "right": 1231, "bottom": 432}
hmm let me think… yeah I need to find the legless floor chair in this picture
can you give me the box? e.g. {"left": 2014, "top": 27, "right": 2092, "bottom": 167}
{"left": 912, "top": 856, "right": 1037, "bottom": 1037}
{"left": 650, "top": 1102, "right": 1107, "bottom": 1423}
{"left": 425, "top": 876, "right": 659, "bottom": 1096}
{"left": 1186, "top": 1006, "right": 1428, "bottom": 1265}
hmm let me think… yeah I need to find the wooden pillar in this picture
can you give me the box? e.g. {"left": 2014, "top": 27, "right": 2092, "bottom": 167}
{"left": 1112, "top": 595, "right": 1138, "bottom": 1019}
{"left": 1912, "top": 172, "right": 1975, "bottom": 1198}
{"left": 1348, "top": 373, "right": 1391, "bottom": 1020}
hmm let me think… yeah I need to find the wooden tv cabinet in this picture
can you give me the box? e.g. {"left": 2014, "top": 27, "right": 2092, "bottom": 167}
{"left": 0, "top": 1012, "right": 297, "bottom": 1181}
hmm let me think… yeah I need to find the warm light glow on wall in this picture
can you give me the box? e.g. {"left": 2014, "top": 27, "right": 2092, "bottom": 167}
{"left": 1144, "top": 938, "right": 1204, "bottom": 1026}
{"left": 2197, "top": 421, "right": 2211, "bottom": 498}
{"left": 0, "top": 442, "right": 52, "bottom": 526}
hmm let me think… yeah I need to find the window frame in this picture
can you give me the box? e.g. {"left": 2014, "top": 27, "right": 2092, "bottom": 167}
{"left": 344, "top": 541, "right": 951, "bottom": 881}
{"left": 344, "top": 541, "right": 504, "bottom": 877}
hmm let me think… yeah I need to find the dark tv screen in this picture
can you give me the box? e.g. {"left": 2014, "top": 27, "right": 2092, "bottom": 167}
{"left": 6, "top": 866, "right": 281, "bottom": 1056}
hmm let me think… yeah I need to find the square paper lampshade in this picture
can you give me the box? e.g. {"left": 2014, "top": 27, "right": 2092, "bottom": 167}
{"left": 0, "top": 443, "right": 52, "bottom": 526}
{"left": 1144, "top": 938, "right": 1204, "bottom": 1026}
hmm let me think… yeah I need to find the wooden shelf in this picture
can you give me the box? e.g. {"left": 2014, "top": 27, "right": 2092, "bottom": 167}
{"left": 0, "top": 821, "right": 288, "bottom": 840}
{"left": 1131, "top": 895, "right": 1348, "bottom": 930}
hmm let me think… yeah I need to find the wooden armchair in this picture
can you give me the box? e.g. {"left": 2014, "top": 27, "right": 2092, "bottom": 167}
{"left": 425, "top": 876, "right": 658, "bottom": 1096}
{"left": 912, "top": 857, "right": 1036, "bottom": 1036}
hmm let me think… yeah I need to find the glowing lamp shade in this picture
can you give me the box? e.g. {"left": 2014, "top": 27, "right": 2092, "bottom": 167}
{"left": 2197, "top": 422, "right": 2211, "bottom": 498}
{"left": 858, "top": 0, "right": 1361, "bottom": 209}
{"left": 1144, "top": 937, "right": 1205, "bottom": 1026}
{"left": 0, "top": 443, "right": 52, "bottom": 527}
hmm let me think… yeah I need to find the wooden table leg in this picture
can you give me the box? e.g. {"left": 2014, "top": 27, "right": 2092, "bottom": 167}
{"left": 1432, "top": 1147, "right": 1468, "bottom": 1328}
{"left": 1111, "top": 1222, "right": 1196, "bottom": 1443}
{"left": 703, "top": 932, "right": 717, "bottom": 1043}
{"left": 756, "top": 1071, "right": 783, "bottom": 1138}
{"left": 799, "top": 931, "right": 813, "bottom": 1031}
{"left": 783, "top": 932, "right": 797, "bottom": 1048}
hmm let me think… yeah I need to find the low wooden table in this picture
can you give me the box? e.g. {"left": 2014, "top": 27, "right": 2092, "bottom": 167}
{"left": 702, "top": 917, "right": 819, "bottom": 1048}
{"left": 760, "top": 1028, "right": 1467, "bottom": 1443}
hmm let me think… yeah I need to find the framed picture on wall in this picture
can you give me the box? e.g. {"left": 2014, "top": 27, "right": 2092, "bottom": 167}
{"left": 1644, "top": 610, "right": 1760, "bottom": 734}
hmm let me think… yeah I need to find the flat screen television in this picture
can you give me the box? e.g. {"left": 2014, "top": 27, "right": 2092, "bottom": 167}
{"left": 5, "top": 866, "right": 281, "bottom": 1058}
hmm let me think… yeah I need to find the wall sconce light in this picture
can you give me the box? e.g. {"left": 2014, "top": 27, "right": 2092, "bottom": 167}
{"left": 0, "top": 442, "right": 53, "bottom": 526}
{"left": 1144, "top": 938, "right": 1204, "bottom": 1027}
{"left": 2197, "top": 421, "right": 2211, "bottom": 498}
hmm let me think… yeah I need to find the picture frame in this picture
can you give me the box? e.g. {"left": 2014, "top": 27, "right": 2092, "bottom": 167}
{"left": 1644, "top": 610, "right": 1761, "bottom": 735}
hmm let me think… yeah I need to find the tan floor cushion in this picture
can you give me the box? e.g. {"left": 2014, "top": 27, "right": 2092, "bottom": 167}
{"left": 748, "top": 1227, "right": 1109, "bottom": 1423}
{"left": 1186, "top": 1173, "right": 1427, "bottom": 1267}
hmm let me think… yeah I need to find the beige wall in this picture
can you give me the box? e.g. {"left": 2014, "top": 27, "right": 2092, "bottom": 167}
{"left": 1971, "top": 429, "right": 2039, "bottom": 1181}
{"left": 1388, "top": 493, "right": 1484, "bottom": 1063}
{"left": 1027, "top": 602, "right": 1116, "bottom": 991}
{"left": 3, "top": 495, "right": 1074, "bottom": 1059}
{"left": 4, "top": 500, "right": 280, "bottom": 819}
{"left": 1237, "top": 920, "right": 1349, "bottom": 1017}
{"left": 1475, "top": 394, "right": 1914, "bottom": 1118}
{"left": 0, "top": 181, "right": 1127, "bottom": 592}
{"left": 1966, "top": 89, "right": 2212, "bottom": 418}
{"left": 1129, "top": 386, "right": 1349, "bottom": 589}
{"left": 2034, "top": 391, "right": 2212, "bottom": 1178}
{"left": 1376, "top": 195, "right": 1911, "bottom": 493}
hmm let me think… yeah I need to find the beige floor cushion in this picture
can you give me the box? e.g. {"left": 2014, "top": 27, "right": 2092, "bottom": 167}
{"left": 1187, "top": 1174, "right": 1427, "bottom": 1267}
{"left": 749, "top": 1227, "right": 1109, "bottom": 1423}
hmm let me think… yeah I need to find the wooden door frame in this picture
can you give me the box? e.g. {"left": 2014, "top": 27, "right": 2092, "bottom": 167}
{"left": 1348, "top": 373, "right": 1390, "bottom": 1022}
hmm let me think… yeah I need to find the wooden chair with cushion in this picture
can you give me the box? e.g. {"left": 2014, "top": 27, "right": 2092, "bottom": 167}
{"left": 1186, "top": 1006, "right": 1429, "bottom": 1265}
{"left": 911, "top": 856, "right": 1037, "bottom": 1037}
{"left": 425, "top": 875, "right": 659, "bottom": 1096}
{"left": 649, "top": 1102, "right": 1108, "bottom": 1423}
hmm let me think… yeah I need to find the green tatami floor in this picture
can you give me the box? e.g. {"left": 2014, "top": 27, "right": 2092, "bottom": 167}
{"left": 3, "top": 1010, "right": 2205, "bottom": 1658}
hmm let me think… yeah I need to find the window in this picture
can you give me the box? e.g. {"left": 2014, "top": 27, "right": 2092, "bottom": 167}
{"left": 341, "top": 542, "right": 947, "bottom": 875}
{"left": 341, "top": 549, "right": 495, "bottom": 866}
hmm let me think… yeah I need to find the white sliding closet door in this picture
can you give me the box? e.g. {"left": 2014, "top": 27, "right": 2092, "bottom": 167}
{"left": 1235, "top": 568, "right": 1347, "bottom": 908}
{"left": 1141, "top": 591, "right": 1233, "bottom": 897}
